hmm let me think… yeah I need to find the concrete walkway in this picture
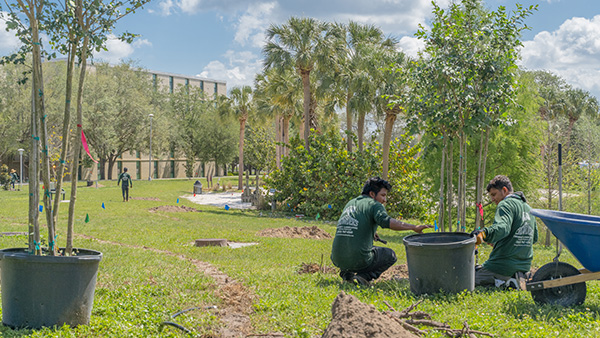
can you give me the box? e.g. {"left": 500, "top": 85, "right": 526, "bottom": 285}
{"left": 182, "top": 192, "right": 255, "bottom": 209}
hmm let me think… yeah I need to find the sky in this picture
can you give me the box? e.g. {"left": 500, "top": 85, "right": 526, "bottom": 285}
{"left": 2, "top": 0, "right": 600, "bottom": 99}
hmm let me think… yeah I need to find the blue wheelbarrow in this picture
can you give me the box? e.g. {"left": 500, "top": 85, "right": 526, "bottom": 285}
{"left": 527, "top": 209, "right": 600, "bottom": 306}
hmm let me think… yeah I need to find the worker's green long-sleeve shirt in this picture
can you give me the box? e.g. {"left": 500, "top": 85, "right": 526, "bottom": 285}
{"left": 482, "top": 193, "right": 538, "bottom": 276}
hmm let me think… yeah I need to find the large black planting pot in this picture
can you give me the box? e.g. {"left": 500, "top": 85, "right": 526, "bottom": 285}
{"left": 0, "top": 248, "right": 102, "bottom": 329}
{"left": 403, "top": 232, "right": 475, "bottom": 295}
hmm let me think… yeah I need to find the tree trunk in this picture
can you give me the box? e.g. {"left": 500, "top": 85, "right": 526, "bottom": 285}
{"left": 438, "top": 134, "right": 446, "bottom": 232}
{"left": 275, "top": 114, "right": 281, "bottom": 169}
{"left": 357, "top": 111, "right": 366, "bottom": 152}
{"left": 238, "top": 116, "right": 246, "bottom": 190}
{"left": 346, "top": 92, "right": 353, "bottom": 152}
{"left": 28, "top": 46, "right": 41, "bottom": 255}
{"left": 107, "top": 155, "right": 117, "bottom": 180}
{"left": 52, "top": 43, "right": 76, "bottom": 228}
{"left": 382, "top": 109, "right": 397, "bottom": 180}
{"left": 67, "top": 35, "right": 90, "bottom": 255}
{"left": 283, "top": 115, "right": 290, "bottom": 157}
{"left": 457, "top": 131, "right": 464, "bottom": 232}
{"left": 301, "top": 70, "right": 311, "bottom": 151}
{"left": 475, "top": 129, "right": 490, "bottom": 230}
{"left": 447, "top": 139, "right": 454, "bottom": 232}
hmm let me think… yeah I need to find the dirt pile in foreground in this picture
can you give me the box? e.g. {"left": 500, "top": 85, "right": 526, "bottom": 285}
{"left": 321, "top": 292, "right": 417, "bottom": 338}
{"left": 257, "top": 226, "right": 332, "bottom": 239}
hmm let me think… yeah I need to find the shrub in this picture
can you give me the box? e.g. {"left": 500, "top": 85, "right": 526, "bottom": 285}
{"left": 0, "top": 165, "right": 10, "bottom": 190}
{"left": 267, "top": 130, "right": 380, "bottom": 219}
{"left": 386, "top": 134, "right": 435, "bottom": 223}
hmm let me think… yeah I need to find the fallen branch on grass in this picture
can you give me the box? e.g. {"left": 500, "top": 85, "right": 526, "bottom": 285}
{"left": 384, "top": 301, "right": 494, "bottom": 337}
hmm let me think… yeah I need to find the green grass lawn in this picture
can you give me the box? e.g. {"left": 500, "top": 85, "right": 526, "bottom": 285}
{"left": 0, "top": 179, "right": 599, "bottom": 337}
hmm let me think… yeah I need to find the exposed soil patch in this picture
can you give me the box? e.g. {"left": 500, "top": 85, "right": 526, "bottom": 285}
{"left": 297, "top": 262, "right": 337, "bottom": 275}
{"left": 379, "top": 264, "right": 410, "bottom": 281}
{"left": 131, "top": 197, "right": 161, "bottom": 201}
{"left": 322, "top": 291, "right": 417, "bottom": 338}
{"left": 257, "top": 226, "right": 332, "bottom": 239}
{"left": 0, "top": 232, "right": 27, "bottom": 237}
{"left": 149, "top": 205, "right": 201, "bottom": 213}
{"left": 76, "top": 234, "right": 265, "bottom": 337}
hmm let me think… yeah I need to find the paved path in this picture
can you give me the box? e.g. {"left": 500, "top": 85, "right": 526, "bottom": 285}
{"left": 183, "top": 192, "right": 255, "bottom": 209}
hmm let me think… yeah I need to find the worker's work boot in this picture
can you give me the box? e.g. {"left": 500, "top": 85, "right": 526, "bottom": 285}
{"left": 352, "top": 274, "right": 371, "bottom": 286}
{"left": 339, "top": 270, "right": 355, "bottom": 283}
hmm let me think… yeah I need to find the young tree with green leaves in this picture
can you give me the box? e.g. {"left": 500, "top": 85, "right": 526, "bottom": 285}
{"left": 413, "top": 0, "right": 535, "bottom": 231}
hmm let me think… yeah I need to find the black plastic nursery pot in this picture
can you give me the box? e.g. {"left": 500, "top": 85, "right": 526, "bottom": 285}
{"left": 0, "top": 248, "right": 102, "bottom": 329}
{"left": 403, "top": 232, "right": 475, "bottom": 295}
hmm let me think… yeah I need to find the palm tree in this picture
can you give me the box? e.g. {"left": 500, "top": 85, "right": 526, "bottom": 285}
{"left": 340, "top": 21, "right": 397, "bottom": 152}
{"left": 374, "top": 51, "right": 411, "bottom": 180}
{"left": 254, "top": 67, "right": 302, "bottom": 168}
{"left": 263, "top": 17, "right": 343, "bottom": 151}
{"left": 226, "top": 86, "right": 253, "bottom": 190}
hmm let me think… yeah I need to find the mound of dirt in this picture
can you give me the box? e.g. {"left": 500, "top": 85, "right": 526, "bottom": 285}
{"left": 297, "top": 262, "right": 337, "bottom": 274}
{"left": 257, "top": 226, "right": 332, "bottom": 239}
{"left": 322, "top": 292, "right": 418, "bottom": 338}
{"left": 131, "top": 197, "right": 161, "bottom": 201}
{"left": 379, "top": 264, "right": 409, "bottom": 281}
{"left": 149, "top": 205, "right": 201, "bottom": 213}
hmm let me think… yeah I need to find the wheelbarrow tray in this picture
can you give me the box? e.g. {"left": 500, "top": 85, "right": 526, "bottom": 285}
{"left": 531, "top": 209, "right": 600, "bottom": 272}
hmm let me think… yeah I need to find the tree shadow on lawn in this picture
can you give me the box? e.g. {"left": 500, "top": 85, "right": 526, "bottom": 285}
{"left": 502, "top": 294, "right": 600, "bottom": 321}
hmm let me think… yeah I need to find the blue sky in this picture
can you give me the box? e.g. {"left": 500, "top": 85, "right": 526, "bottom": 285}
{"left": 2, "top": 0, "right": 600, "bottom": 98}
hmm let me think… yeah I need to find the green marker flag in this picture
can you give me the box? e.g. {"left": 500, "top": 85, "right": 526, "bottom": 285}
{"left": 316, "top": 213, "right": 320, "bottom": 220}
{"left": 85, "top": 213, "right": 90, "bottom": 223}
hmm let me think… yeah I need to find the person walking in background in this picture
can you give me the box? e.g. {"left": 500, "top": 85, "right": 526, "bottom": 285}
{"left": 9, "top": 169, "right": 19, "bottom": 190}
{"left": 117, "top": 167, "right": 133, "bottom": 202}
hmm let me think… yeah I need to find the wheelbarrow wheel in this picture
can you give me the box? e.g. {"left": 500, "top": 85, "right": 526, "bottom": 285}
{"left": 530, "top": 262, "right": 586, "bottom": 306}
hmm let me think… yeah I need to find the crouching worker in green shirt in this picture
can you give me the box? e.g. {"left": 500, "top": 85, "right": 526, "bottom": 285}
{"left": 331, "top": 177, "right": 432, "bottom": 286}
{"left": 473, "top": 175, "right": 538, "bottom": 288}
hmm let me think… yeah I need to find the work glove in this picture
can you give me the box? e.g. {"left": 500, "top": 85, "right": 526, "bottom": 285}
{"left": 471, "top": 229, "right": 486, "bottom": 245}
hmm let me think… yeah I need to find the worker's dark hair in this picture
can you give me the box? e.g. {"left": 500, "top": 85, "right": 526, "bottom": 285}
{"left": 123, "top": 167, "right": 128, "bottom": 172}
{"left": 486, "top": 175, "right": 513, "bottom": 193}
{"left": 361, "top": 177, "right": 392, "bottom": 196}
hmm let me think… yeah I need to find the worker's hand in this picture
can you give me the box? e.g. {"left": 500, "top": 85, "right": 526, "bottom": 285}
{"left": 374, "top": 233, "right": 387, "bottom": 244}
{"left": 472, "top": 230, "right": 486, "bottom": 245}
{"left": 414, "top": 225, "right": 433, "bottom": 234}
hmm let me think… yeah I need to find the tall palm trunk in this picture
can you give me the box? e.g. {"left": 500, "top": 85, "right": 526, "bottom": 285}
{"left": 282, "top": 115, "right": 290, "bottom": 157}
{"left": 357, "top": 111, "right": 366, "bottom": 152}
{"left": 301, "top": 70, "right": 311, "bottom": 150}
{"left": 275, "top": 114, "right": 281, "bottom": 169}
{"left": 382, "top": 107, "right": 398, "bottom": 180}
{"left": 238, "top": 116, "right": 246, "bottom": 190}
{"left": 346, "top": 92, "right": 353, "bottom": 152}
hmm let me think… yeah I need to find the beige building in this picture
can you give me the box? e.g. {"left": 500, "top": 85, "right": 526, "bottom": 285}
{"left": 80, "top": 68, "right": 228, "bottom": 181}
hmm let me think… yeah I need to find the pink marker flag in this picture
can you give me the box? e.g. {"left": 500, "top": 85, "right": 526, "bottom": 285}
{"left": 80, "top": 127, "right": 98, "bottom": 163}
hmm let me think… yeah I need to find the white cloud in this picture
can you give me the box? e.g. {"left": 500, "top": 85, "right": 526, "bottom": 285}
{"left": 94, "top": 35, "right": 152, "bottom": 64}
{"left": 158, "top": 0, "right": 175, "bottom": 16}
{"left": 234, "top": 2, "right": 277, "bottom": 48}
{"left": 198, "top": 50, "right": 263, "bottom": 89}
{"left": 398, "top": 36, "right": 424, "bottom": 59}
{"left": 520, "top": 15, "right": 600, "bottom": 98}
{"left": 0, "top": 14, "right": 23, "bottom": 54}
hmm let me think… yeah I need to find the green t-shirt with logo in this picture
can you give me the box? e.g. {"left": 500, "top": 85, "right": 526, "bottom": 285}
{"left": 331, "top": 195, "right": 392, "bottom": 271}
{"left": 482, "top": 194, "right": 538, "bottom": 276}
{"left": 118, "top": 172, "right": 132, "bottom": 188}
